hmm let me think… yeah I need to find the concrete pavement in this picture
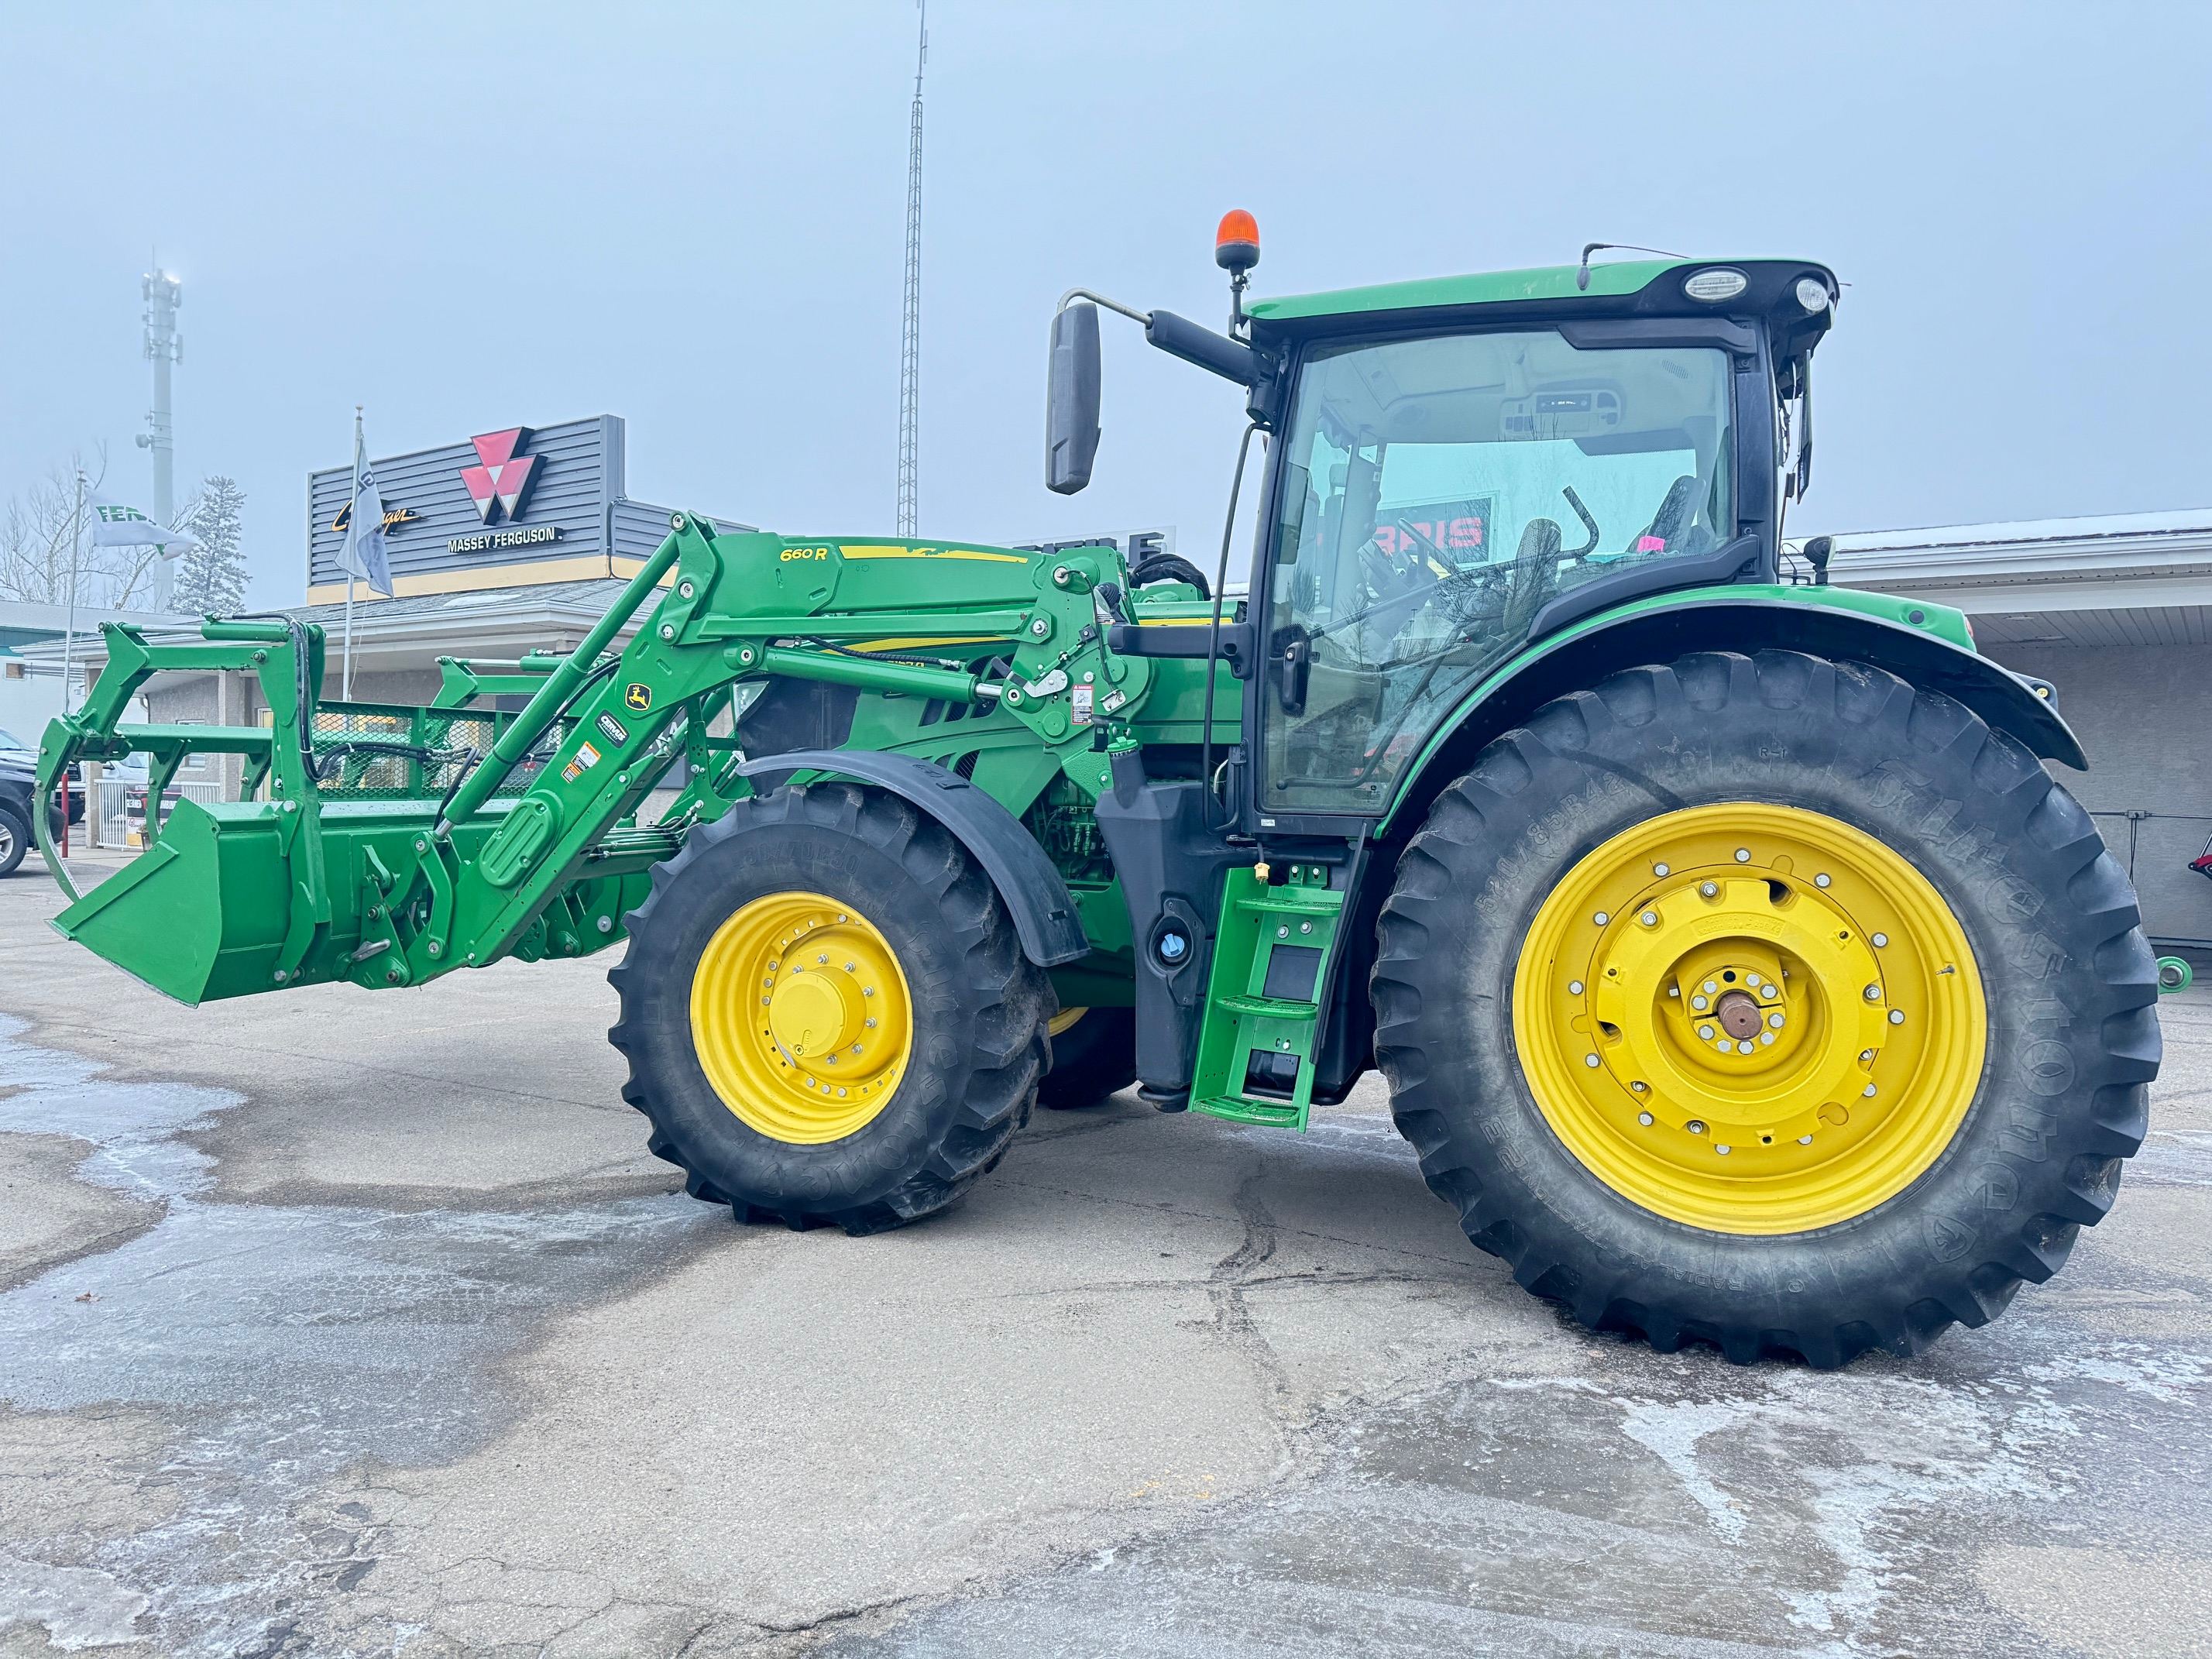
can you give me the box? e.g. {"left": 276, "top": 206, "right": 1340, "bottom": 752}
{"left": 1, "top": 850, "right": 2208, "bottom": 1657}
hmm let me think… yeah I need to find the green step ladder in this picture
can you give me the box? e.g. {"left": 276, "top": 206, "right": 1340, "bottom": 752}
{"left": 1190, "top": 863, "right": 1346, "bottom": 1130}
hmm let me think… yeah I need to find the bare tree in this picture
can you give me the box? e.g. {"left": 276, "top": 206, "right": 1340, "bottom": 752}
{"left": 0, "top": 446, "right": 176, "bottom": 610}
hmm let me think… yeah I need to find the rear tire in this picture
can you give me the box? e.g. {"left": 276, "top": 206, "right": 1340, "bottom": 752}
{"left": 1372, "top": 651, "right": 2159, "bottom": 1367}
{"left": 0, "top": 805, "right": 29, "bottom": 878}
{"left": 610, "top": 782, "right": 1051, "bottom": 1234}
{"left": 1037, "top": 1006, "right": 1137, "bottom": 1109}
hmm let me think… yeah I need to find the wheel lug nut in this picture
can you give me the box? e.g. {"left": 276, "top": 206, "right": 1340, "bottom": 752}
{"left": 1716, "top": 1144, "right": 1733, "bottom": 1155}
{"left": 1736, "top": 1041, "right": 1753, "bottom": 1054}
{"left": 1687, "top": 1120, "right": 1707, "bottom": 1135}
{"left": 1798, "top": 1134, "right": 1813, "bottom": 1145}
{"left": 1638, "top": 1111, "right": 1655, "bottom": 1126}
{"left": 1863, "top": 984, "right": 1882, "bottom": 1001}
{"left": 1863, "top": 1084, "right": 1878, "bottom": 1097}
{"left": 1768, "top": 1012, "right": 1784, "bottom": 1029}
{"left": 1702, "top": 981, "right": 1718, "bottom": 994}
{"left": 1734, "top": 848, "right": 1751, "bottom": 863}
{"left": 1698, "top": 1024, "right": 1716, "bottom": 1039}
{"left": 1888, "top": 1009, "right": 1905, "bottom": 1025}
{"left": 1585, "top": 1053, "right": 1602, "bottom": 1068}
{"left": 1630, "top": 1080, "right": 1648, "bottom": 1093}
{"left": 1700, "top": 882, "right": 1719, "bottom": 898}
{"left": 1568, "top": 980, "right": 1585, "bottom": 994}
{"left": 1653, "top": 863, "right": 1670, "bottom": 877}
{"left": 1815, "top": 872, "right": 1832, "bottom": 888}
{"left": 1692, "top": 995, "right": 1709, "bottom": 1011}
{"left": 1871, "top": 933, "right": 1888, "bottom": 948}
{"left": 1593, "top": 912, "right": 1609, "bottom": 926}
{"left": 1640, "top": 911, "right": 1659, "bottom": 927}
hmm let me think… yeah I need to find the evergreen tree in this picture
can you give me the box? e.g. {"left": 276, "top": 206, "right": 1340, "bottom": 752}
{"left": 172, "top": 476, "right": 249, "bottom": 615}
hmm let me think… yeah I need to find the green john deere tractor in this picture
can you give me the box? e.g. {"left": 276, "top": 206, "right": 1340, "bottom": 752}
{"left": 37, "top": 219, "right": 2159, "bottom": 1367}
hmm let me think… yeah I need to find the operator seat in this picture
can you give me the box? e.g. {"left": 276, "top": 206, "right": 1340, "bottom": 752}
{"left": 1503, "top": 516, "right": 1565, "bottom": 637}
{"left": 1636, "top": 474, "right": 1712, "bottom": 556}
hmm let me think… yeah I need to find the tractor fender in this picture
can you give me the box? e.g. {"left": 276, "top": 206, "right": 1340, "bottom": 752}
{"left": 733, "top": 749, "right": 1090, "bottom": 968}
{"left": 1379, "top": 594, "right": 2086, "bottom": 840}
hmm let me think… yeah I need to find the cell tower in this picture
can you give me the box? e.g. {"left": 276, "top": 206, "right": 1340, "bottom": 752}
{"left": 137, "top": 258, "right": 184, "bottom": 609}
{"left": 896, "top": 1, "right": 926, "bottom": 538}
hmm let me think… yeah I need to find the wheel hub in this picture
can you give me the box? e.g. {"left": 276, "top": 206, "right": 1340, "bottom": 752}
{"left": 689, "top": 891, "right": 914, "bottom": 1144}
{"left": 1513, "top": 803, "right": 1986, "bottom": 1234}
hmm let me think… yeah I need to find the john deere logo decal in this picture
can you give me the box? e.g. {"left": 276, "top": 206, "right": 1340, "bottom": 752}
{"left": 623, "top": 683, "right": 653, "bottom": 713}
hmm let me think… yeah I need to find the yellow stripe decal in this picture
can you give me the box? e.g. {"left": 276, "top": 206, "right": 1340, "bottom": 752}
{"left": 844, "top": 635, "right": 1005, "bottom": 652}
{"left": 840, "top": 544, "right": 1028, "bottom": 564}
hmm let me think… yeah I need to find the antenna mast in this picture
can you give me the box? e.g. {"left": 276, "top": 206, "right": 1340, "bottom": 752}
{"left": 138, "top": 255, "right": 184, "bottom": 608}
{"left": 896, "top": 1, "right": 926, "bottom": 538}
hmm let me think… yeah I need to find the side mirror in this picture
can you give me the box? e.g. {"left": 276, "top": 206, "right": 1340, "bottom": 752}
{"left": 1046, "top": 302, "right": 1101, "bottom": 495}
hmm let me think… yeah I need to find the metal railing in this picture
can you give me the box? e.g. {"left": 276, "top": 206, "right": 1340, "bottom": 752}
{"left": 307, "top": 700, "right": 568, "bottom": 802}
{"left": 95, "top": 778, "right": 221, "bottom": 847}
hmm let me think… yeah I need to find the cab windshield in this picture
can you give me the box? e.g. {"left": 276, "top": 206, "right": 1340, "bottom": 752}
{"left": 1264, "top": 328, "right": 1735, "bottom": 813}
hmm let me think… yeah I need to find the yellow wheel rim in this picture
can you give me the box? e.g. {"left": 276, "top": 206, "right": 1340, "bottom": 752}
{"left": 689, "top": 891, "right": 915, "bottom": 1144}
{"left": 1512, "top": 803, "right": 1986, "bottom": 1235}
{"left": 1048, "top": 1006, "right": 1089, "bottom": 1038}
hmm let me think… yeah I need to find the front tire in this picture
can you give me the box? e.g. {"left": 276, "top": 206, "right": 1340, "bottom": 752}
{"left": 610, "top": 782, "right": 1051, "bottom": 1234}
{"left": 0, "top": 805, "right": 29, "bottom": 878}
{"left": 1372, "top": 651, "right": 2159, "bottom": 1367}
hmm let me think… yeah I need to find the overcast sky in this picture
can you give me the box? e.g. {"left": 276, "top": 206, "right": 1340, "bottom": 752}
{"left": 3, "top": 2, "right": 2208, "bottom": 608}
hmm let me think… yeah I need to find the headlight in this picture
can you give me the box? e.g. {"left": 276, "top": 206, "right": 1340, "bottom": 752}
{"left": 1683, "top": 268, "right": 1749, "bottom": 302}
{"left": 1795, "top": 276, "right": 1832, "bottom": 313}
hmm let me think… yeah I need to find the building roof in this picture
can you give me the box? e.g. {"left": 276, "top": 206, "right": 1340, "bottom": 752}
{"left": 16, "top": 579, "right": 638, "bottom": 679}
{"left": 1818, "top": 509, "right": 2212, "bottom": 649}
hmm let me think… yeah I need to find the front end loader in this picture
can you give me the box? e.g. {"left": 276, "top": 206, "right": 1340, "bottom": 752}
{"left": 37, "top": 221, "right": 2159, "bottom": 1367}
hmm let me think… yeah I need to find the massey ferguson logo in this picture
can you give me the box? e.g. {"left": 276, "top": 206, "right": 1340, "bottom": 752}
{"left": 460, "top": 428, "right": 542, "bottom": 524}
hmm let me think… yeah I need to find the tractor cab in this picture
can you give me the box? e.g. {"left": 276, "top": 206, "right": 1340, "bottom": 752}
{"left": 1051, "top": 239, "right": 1838, "bottom": 833}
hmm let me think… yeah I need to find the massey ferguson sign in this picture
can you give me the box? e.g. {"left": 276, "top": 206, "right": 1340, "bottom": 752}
{"left": 307, "top": 414, "right": 622, "bottom": 593}
{"left": 307, "top": 414, "right": 748, "bottom": 599}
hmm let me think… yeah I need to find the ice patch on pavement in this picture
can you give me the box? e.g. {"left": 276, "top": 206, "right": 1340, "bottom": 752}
{"left": 0, "top": 1554, "right": 149, "bottom": 1650}
{"left": 1617, "top": 1400, "right": 1752, "bottom": 1543}
{"left": 0, "top": 1012, "right": 720, "bottom": 1657}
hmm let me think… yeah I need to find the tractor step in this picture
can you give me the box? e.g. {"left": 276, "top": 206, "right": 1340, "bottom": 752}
{"left": 1189, "top": 863, "right": 1345, "bottom": 1132}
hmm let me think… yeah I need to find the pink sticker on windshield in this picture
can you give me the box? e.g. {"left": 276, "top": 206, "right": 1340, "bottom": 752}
{"left": 1637, "top": 535, "right": 1667, "bottom": 552}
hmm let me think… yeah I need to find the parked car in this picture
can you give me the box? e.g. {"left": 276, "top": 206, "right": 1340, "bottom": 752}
{"left": 0, "top": 747, "right": 84, "bottom": 878}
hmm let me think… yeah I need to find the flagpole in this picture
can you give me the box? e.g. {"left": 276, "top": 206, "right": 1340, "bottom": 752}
{"left": 61, "top": 469, "right": 84, "bottom": 715}
{"left": 343, "top": 406, "right": 361, "bottom": 699}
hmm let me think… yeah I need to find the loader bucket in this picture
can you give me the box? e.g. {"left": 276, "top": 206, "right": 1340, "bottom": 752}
{"left": 51, "top": 799, "right": 297, "bottom": 1005}
{"left": 49, "top": 796, "right": 448, "bottom": 1005}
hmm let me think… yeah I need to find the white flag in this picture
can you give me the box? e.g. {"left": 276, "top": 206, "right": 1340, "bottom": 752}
{"left": 338, "top": 419, "right": 395, "bottom": 596}
{"left": 88, "top": 493, "right": 200, "bottom": 558}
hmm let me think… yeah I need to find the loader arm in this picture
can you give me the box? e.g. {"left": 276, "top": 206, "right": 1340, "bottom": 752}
{"left": 40, "top": 515, "right": 1232, "bottom": 1006}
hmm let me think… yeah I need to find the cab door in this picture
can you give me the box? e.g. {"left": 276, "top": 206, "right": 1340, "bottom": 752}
{"left": 1253, "top": 326, "right": 1743, "bottom": 822}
